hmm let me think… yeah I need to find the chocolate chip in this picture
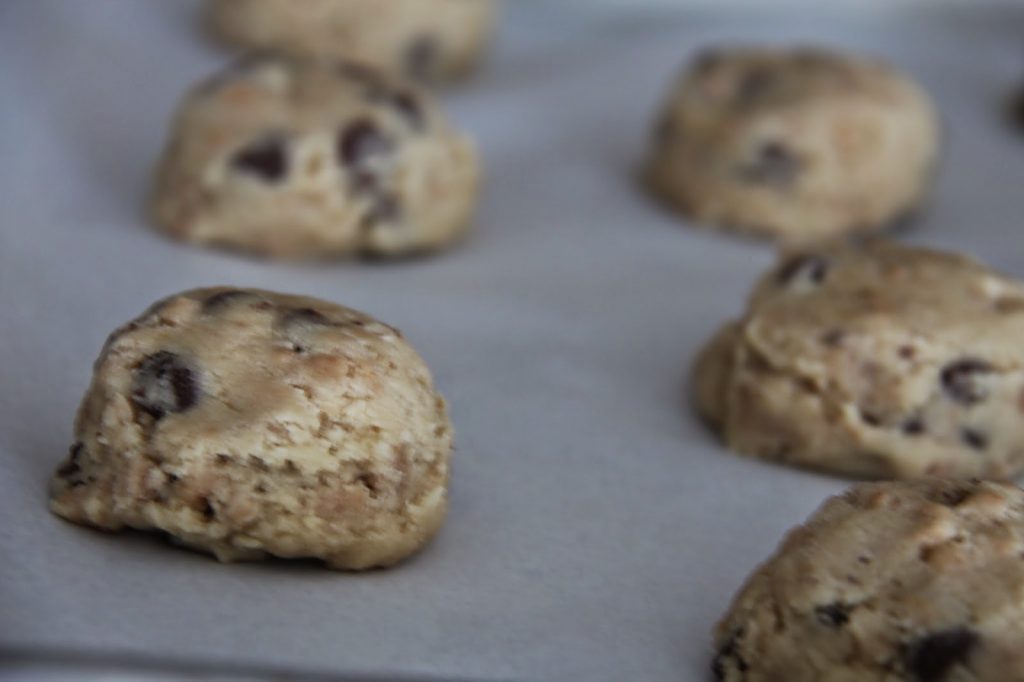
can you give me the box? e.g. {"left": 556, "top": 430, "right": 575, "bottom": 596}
{"left": 230, "top": 135, "right": 288, "bottom": 181}
{"left": 902, "top": 417, "right": 926, "bottom": 436}
{"left": 736, "top": 68, "right": 777, "bottom": 106}
{"left": 337, "top": 119, "right": 392, "bottom": 169}
{"left": 940, "top": 359, "right": 993, "bottom": 405}
{"left": 198, "top": 497, "right": 216, "bottom": 521}
{"left": 282, "top": 307, "right": 330, "bottom": 326}
{"left": 815, "top": 603, "right": 850, "bottom": 627}
{"left": 777, "top": 254, "right": 828, "bottom": 286}
{"left": 904, "top": 628, "right": 977, "bottom": 681}
{"left": 387, "top": 91, "right": 424, "bottom": 130}
{"left": 711, "top": 628, "right": 748, "bottom": 681}
{"left": 131, "top": 351, "right": 199, "bottom": 420}
{"left": 355, "top": 472, "right": 380, "bottom": 496}
{"left": 202, "top": 289, "right": 251, "bottom": 312}
{"left": 739, "top": 141, "right": 803, "bottom": 187}
{"left": 935, "top": 487, "right": 972, "bottom": 507}
{"left": 348, "top": 172, "right": 401, "bottom": 228}
{"left": 404, "top": 34, "right": 440, "bottom": 81}
{"left": 57, "top": 442, "right": 85, "bottom": 484}
{"left": 962, "top": 428, "right": 988, "bottom": 451}
{"left": 860, "top": 410, "right": 883, "bottom": 427}
{"left": 364, "top": 191, "right": 402, "bottom": 227}
{"left": 821, "top": 329, "right": 845, "bottom": 347}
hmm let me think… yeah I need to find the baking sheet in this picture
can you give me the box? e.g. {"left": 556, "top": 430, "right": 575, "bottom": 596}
{"left": 4, "top": 2, "right": 1024, "bottom": 680}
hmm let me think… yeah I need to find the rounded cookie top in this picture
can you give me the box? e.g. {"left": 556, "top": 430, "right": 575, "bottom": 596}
{"left": 50, "top": 287, "right": 453, "bottom": 570}
{"left": 649, "top": 47, "right": 940, "bottom": 243}
{"left": 206, "top": 0, "right": 496, "bottom": 84}
{"left": 714, "top": 479, "right": 1024, "bottom": 682}
{"left": 694, "top": 240, "right": 1024, "bottom": 479}
{"left": 151, "top": 57, "right": 479, "bottom": 259}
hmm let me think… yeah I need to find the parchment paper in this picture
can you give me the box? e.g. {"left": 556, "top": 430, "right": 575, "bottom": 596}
{"left": 3, "top": 2, "right": 1024, "bottom": 680}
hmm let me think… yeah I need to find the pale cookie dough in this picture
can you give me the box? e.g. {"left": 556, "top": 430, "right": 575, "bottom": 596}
{"left": 694, "top": 240, "right": 1024, "bottom": 479}
{"left": 206, "top": 0, "right": 496, "bottom": 83}
{"left": 49, "top": 287, "right": 453, "bottom": 570}
{"left": 648, "top": 48, "right": 940, "bottom": 243}
{"left": 713, "top": 479, "right": 1024, "bottom": 682}
{"left": 151, "top": 57, "right": 480, "bottom": 259}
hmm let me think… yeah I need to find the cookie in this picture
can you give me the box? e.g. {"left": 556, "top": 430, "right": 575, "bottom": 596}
{"left": 49, "top": 287, "right": 453, "bottom": 570}
{"left": 150, "top": 57, "right": 479, "bottom": 259}
{"left": 206, "top": 0, "right": 496, "bottom": 84}
{"left": 648, "top": 48, "right": 940, "bottom": 243}
{"left": 694, "top": 239, "right": 1024, "bottom": 479}
{"left": 713, "top": 479, "right": 1024, "bottom": 681}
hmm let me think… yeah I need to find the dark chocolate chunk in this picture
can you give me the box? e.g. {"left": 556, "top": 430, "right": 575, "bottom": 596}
{"left": 736, "top": 67, "right": 777, "bottom": 106}
{"left": 282, "top": 307, "right": 330, "bottom": 326}
{"left": 739, "top": 141, "right": 803, "bottom": 187}
{"left": 198, "top": 497, "right": 216, "bottom": 521}
{"left": 711, "top": 628, "right": 749, "bottom": 681}
{"left": 934, "top": 487, "right": 972, "bottom": 507}
{"left": 355, "top": 472, "right": 380, "bottom": 496}
{"left": 404, "top": 34, "right": 440, "bottom": 81}
{"left": 777, "top": 254, "right": 829, "bottom": 286}
{"left": 387, "top": 90, "right": 424, "bottom": 130}
{"left": 363, "top": 191, "right": 402, "bottom": 227}
{"left": 56, "top": 442, "right": 85, "bottom": 484}
{"left": 940, "top": 359, "right": 993, "bottom": 405}
{"left": 860, "top": 410, "right": 883, "bottom": 427}
{"left": 815, "top": 603, "right": 851, "bottom": 628}
{"left": 230, "top": 135, "right": 288, "bottom": 181}
{"left": 821, "top": 329, "right": 845, "bottom": 347}
{"left": 348, "top": 172, "right": 401, "bottom": 228}
{"left": 902, "top": 417, "right": 926, "bottom": 436}
{"left": 904, "top": 628, "right": 977, "bottom": 682}
{"left": 131, "top": 351, "right": 199, "bottom": 420}
{"left": 337, "top": 119, "right": 392, "bottom": 169}
{"left": 961, "top": 428, "right": 988, "bottom": 451}
{"left": 202, "top": 289, "right": 252, "bottom": 312}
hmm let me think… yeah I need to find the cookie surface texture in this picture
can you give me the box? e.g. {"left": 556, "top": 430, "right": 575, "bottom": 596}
{"left": 648, "top": 48, "right": 940, "bottom": 243}
{"left": 714, "top": 479, "right": 1024, "bottom": 682}
{"left": 50, "top": 287, "right": 453, "bottom": 570}
{"left": 207, "top": 0, "right": 496, "bottom": 83}
{"left": 694, "top": 240, "right": 1024, "bottom": 479}
{"left": 151, "top": 57, "right": 479, "bottom": 259}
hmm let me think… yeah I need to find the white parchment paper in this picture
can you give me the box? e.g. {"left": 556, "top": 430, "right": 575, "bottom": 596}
{"left": 3, "top": 2, "right": 1024, "bottom": 680}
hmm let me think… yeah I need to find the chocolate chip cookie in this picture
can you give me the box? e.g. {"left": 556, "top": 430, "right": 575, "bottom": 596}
{"left": 206, "top": 0, "right": 496, "bottom": 84}
{"left": 648, "top": 48, "right": 940, "bottom": 243}
{"left": 49, "top": 288, "right": 453, "bottom": 570}
{"left": 694, "top": 240, "right": 1024, "bottom": 479}
{"left": 150, "top": 57, "right": 480, "bottom": 259}
{"left": 714, "top": 479, "right": 1024, "bottom": 681}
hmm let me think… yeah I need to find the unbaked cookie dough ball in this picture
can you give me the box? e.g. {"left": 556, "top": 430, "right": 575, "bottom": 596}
{"left": 50, "top": 287, "right": 453, "bottom": 570}
{"left": 714, "top": 479, "right": 1024, "bottom": 681}
{"left": 206, "top": 0, "right": 497, "bottom": 84}
{"left": 151, "top": 57, "right": 480, "bottom": 259}
{"left": 648, "top": 48, "right": 940, "bottom": 243}
{"left": 694, "top": 239, "right": 1024, "bottom": 479}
